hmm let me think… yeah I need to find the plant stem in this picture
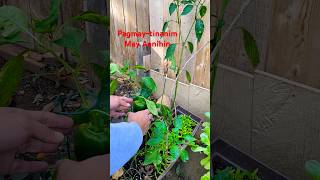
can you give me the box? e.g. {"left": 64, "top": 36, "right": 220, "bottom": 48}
{"left": 172, "top": 19, "right": 196, "bottom": 107}
{"left": 47, "top": 49, "right": 89, "bottom": 108}
{"left": 172, "top": 0, "right": 200, "bottom": 108}
{"left": 24, "top": 28, "right": 90, "bottom": 109}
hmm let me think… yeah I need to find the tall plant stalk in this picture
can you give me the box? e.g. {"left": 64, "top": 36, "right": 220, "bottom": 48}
{"left": 163, "top": 0, "right": 208, "bottom": 110}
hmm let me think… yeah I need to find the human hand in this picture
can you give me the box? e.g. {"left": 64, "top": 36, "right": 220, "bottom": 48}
{"left": 127, "top": 110, "right": 152, "bottom": 135}
{"left": 0, "top": 107, "right": 73, "bottom": 175}
{"left": 56, "top": 154, "right": 108, "bottom": 180}
{"left": 110, "top": 96, "right": 133, "bottom": 117}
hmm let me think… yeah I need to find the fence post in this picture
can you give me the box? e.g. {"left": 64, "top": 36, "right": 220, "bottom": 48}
{"left": 84, "top": 0, "right": 108, "bottom": 50}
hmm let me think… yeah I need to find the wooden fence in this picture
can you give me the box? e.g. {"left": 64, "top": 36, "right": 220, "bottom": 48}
{"left": 213, "top": 1, "right": 320, "bottom": 179}
{"left": 216, "top": 0, "right": 320, "bottom": 90}
{"left": 110, "top": 0, "right": 211, "bottom": 89}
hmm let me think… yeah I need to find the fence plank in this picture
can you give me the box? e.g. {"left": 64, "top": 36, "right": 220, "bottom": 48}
{"left": 84, "top": 0, "right": 108, "bottom": 50}
{"left": 149, "top": 0, "right": 165, "bottom": 72}
{"left": 193, "top": 0, "right": 210, "bottom": 88}
{"left": 252, "top": 70, "right": 320, "bottom": 180}
{"left": 135, "top": 0, "right": 150, "bottom": 55}
{"left": 110, "top": 0, "right": 127, "bottom": 65}
{"left": 150, "top": 69, "right": 210, "bottom": 119}
{"left": 123, "top": 0, "right": 137, "bottom": 65}
{"left": 265, "top": 0, "right": 320, "bottom": 89}
{"left": 213, "top": 64, "right": 254, "bottom": 154}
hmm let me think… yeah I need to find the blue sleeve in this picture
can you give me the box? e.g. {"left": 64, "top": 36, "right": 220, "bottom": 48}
{"left": 110, "top": 122, "right": 143, "bottom": 175}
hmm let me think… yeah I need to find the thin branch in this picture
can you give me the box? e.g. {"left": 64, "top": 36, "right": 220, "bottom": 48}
{"left": 210, "top": 0, "right": 253, "bottom": 64}
{"left": 170, "top": 0, "right": 253, "bottom": 98}
{"left": 170, "top": 40, "right": 210, "bottom": 99}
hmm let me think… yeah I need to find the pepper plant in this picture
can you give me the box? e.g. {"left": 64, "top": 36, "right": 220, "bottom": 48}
{"left": 0, "top": 0, "right": 109, "bottom": 161}
{"left": 162, "top": 0, "right": 207, "bottom": 107}
{"left": 111, "top": 65, "right": 198, "bottom": 176}
{"left": 191, "top": 112, "right": 210, "bottom": 180}
{"left": 143, "top": 114, "right": 196, "bottom": 173}
{"left": 110, "top": 60, "right": 146, "bottom": 95}
{"left": 121, "top": 0, "right": 209, "bottom": 176}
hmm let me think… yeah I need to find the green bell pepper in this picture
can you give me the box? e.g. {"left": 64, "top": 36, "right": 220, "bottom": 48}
{"left": 74, "top": 122, "right": 108, "bottom": 161}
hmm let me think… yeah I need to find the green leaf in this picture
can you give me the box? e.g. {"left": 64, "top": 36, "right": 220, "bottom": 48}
{"left": 110, "top": 80, "right": 118, "bottom": 95}
{"left": 159, "top": 104, "right": 172, "bottom": 120}
{"left": 203, "top": 122, "right": 210, "bottom": 137}
{"left": 140, "top": 77, "right": 157, "bottom": 94}
{"left": 90, "top": 63, "right": 104, "bottom": 80}
{"left": 144, "top": 150, "right": 162, "bottom": 165}
{"left": 201, "top": 172, "right": 210, "bottom": 180}
{"left": 0, "top": 32, "right": 22, "bottom": 45}
{"left": 204, "top": 112, "right": 210, "bottom": 120}
{"left": 199, "top": 5, "right": 207, "bottom": 17}
{"left": 195, "top": 19, "right": 205, "bottom": 42}
{"left": 181, "top": 5, "right": 193, "bottom": 15}
{"left": 169, "top": 3, "right": 177, "bottom": 16}
{"left": 120, "top": 61, "right": 129, "bottom": 74}
{"left": 0, "top": 6, "right": 28, "bottom": 44}
{"left": 73, "top": 11, "right": 109, "bottom": 26}
{"left": 133, "top": 96, "right": 147, "bottom": 111}
{"left": 170, "top": 145, "right": 180, "bottom": 161}
{"left": 33, "top": 0, "right": 60, "bottom": 33}
{"left": 200, "top": 156, "right": 210, "bottom": 170}
{"left": 186, "top": 70, "right": 192, "bottom": 83}
{"left": 110, "top": 63, "right": 119, "bottom": 74}
{"left": 53, "top": 26, "right": 85, "bottom": 54}
{"left": 191, "top": 146, "right": 206, "bottom": 153}
{"left": 187, "top": 41, "right": 194, "bottom": 54}
{"left": 180, "top": 149, "right": 189, "bottom": 162}
{"left": 241, "top": 28, "right": 260, "bottom": 68}
{"left": 154, "top": 120, "right": 167, "bottom": 136}
{"left": 165, "top": 44, "right": 177, "bottom": 71}
{"left": 147, "top": 137, "right": 163, "bottom": 146}
{"left": 183, "top": 134, "right": 196, "bottom": 142}
{"left": 174, "top": 115, "right": 183, "bottom": 130}
{"left": 128, "top": 70, "right": 137, "bottom": 80}
{"left": 305, "top": 160, "right": 320, "bottom": 180}
{"left": 162, "top": 21, "right": 169, "bottom": 32}
{"left": 181, "top": 0, "right": 194, "bottom": 5}
{"left": 146, "top": 99, "right": 158, "bottom": 116}
{"left": 0, "top": 55, "right": 24, "bottom": 106}
{"left": 200, "top": 133, "right": 210, "bottom": 146}
{"left": 165, "top": 44, "right": 176, "bottom": 59}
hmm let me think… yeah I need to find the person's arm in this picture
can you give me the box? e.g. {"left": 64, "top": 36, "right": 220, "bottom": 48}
{"left": 110, "top": 122, "right": 143, "bottom": 175}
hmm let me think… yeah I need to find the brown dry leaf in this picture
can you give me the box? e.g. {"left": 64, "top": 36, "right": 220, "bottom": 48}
{"left": 112, "top": 168, "right": 124, "bottom": 180}
{"left": 157, "top": 94, "right": 171, "bottom": 108}
{"left": 42, "top": 102, "right": 55, "bottom": 112}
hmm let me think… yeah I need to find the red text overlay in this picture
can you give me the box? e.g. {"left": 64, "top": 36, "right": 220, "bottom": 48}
{"left": 117, "top": 30, "right": 178, "bottom": 48}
